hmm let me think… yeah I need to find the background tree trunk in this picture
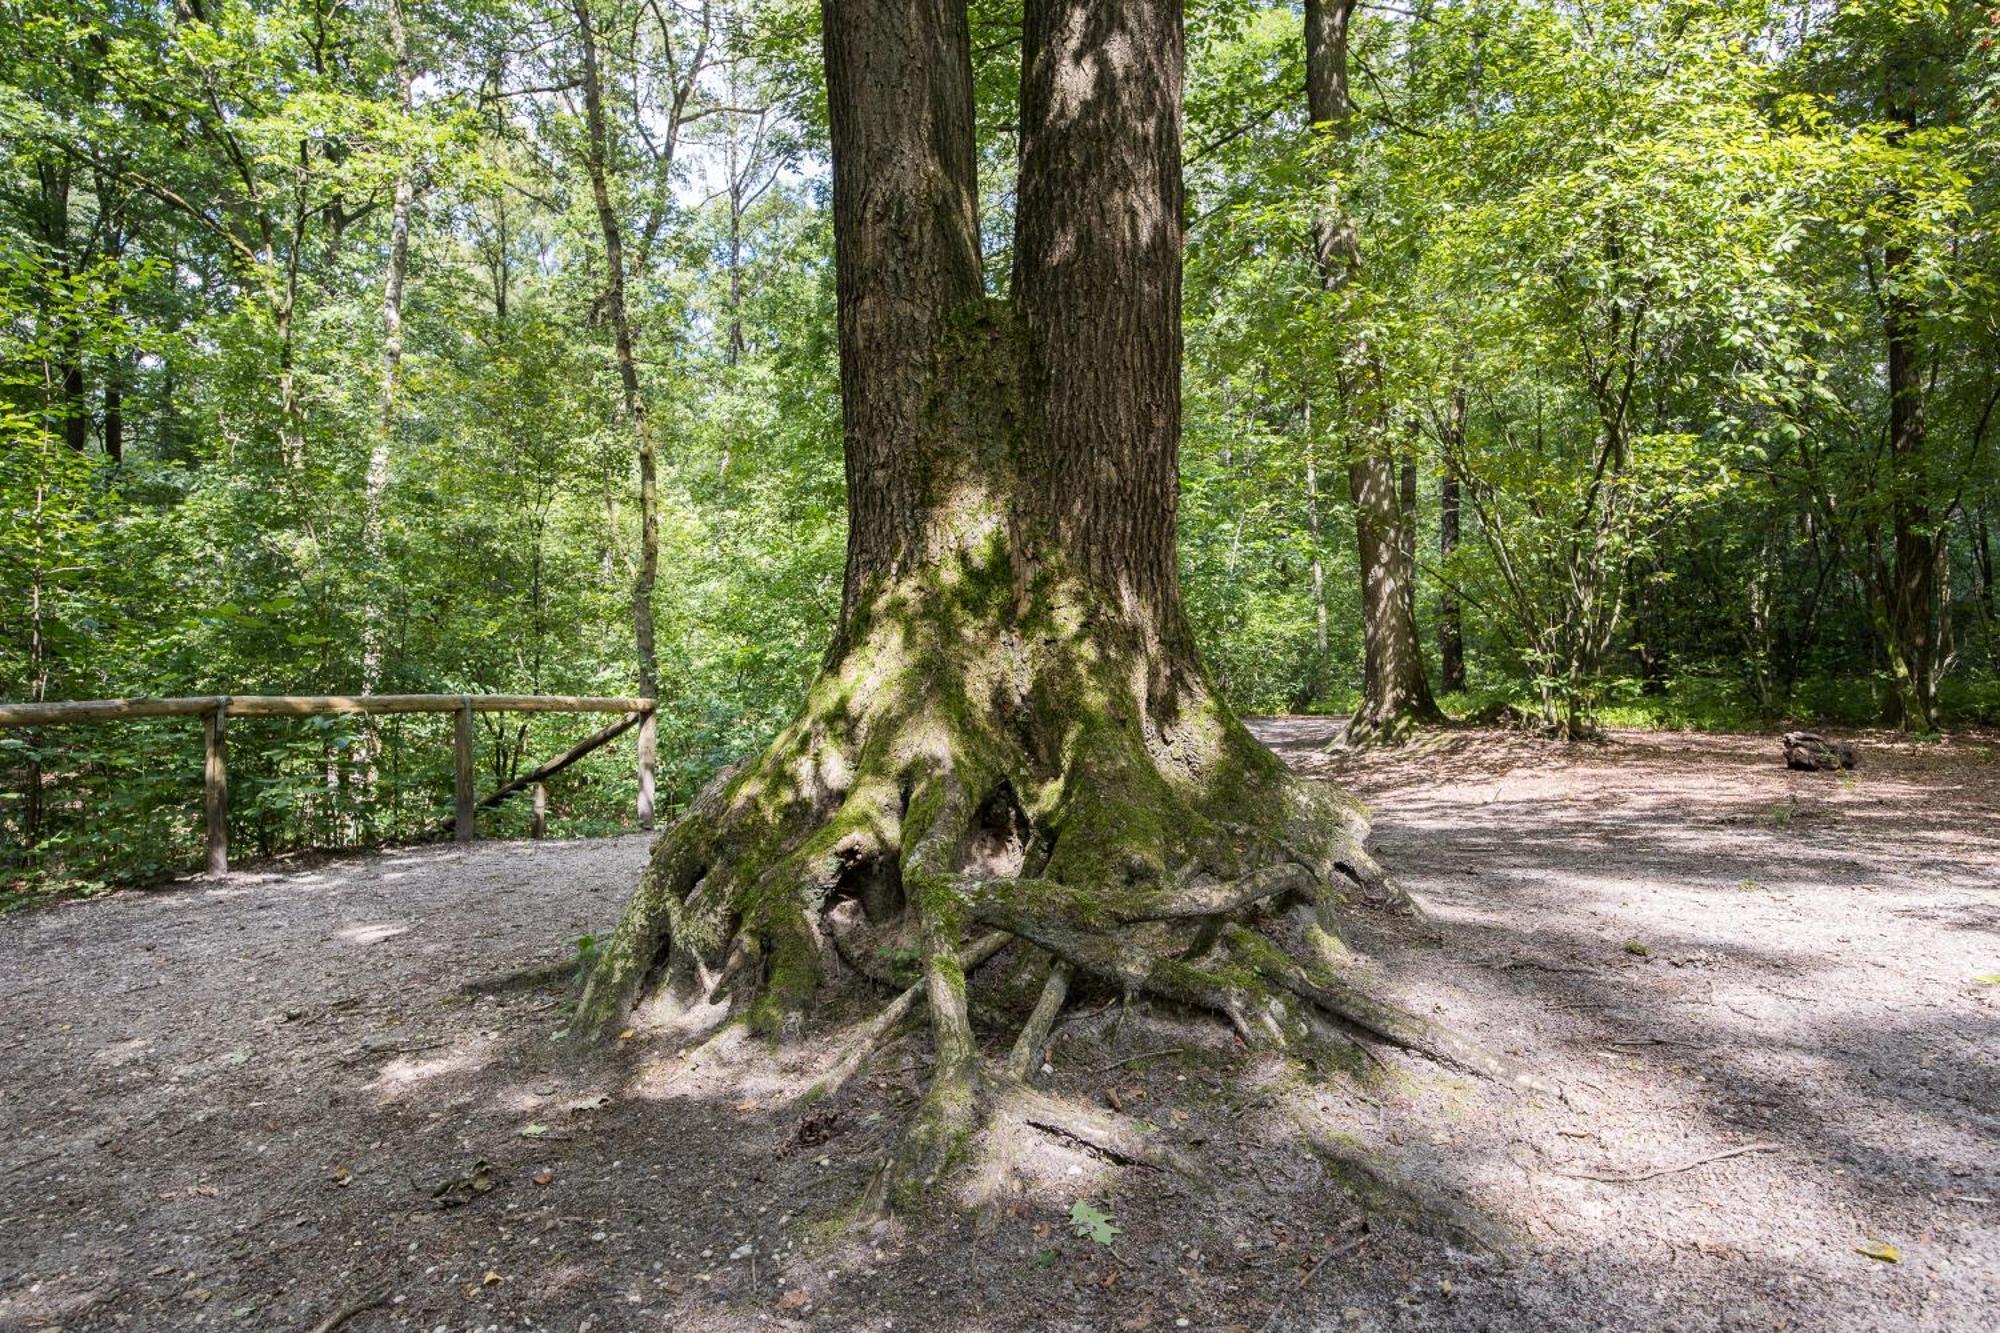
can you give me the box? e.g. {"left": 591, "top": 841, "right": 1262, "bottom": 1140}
{"left": 1304, "top": 0, "right": 1439, "bottom": 741}
{"left": 575, "top": 0, "right": 660, "bottom": 700}
{"left": 360, "top": 0, "right": 414, "bottom": 804}
{"left": 1436, "top": 386, "right": 1466, "bottom": 692}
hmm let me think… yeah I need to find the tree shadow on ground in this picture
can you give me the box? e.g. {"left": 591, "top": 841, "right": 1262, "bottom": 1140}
{"left": 2, "top": 723, "right": 1996, "bottom": 1331}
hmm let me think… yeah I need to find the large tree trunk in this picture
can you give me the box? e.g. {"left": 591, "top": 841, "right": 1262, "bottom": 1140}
{"left": 1304, "top": 0, "right": 1440, "bottom": 744}
{"left": 575, "top": 0, "right": 660, "bottom": 701}
{"left": 572, "top": 0, "right": 1516, "bottom": 1214}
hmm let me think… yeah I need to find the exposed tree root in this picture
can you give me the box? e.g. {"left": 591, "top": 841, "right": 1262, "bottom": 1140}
{"left": 569, "top": 550, "right": 1539, "bottom": 1215}
{"left": 1301, "top": 1128, "right": 1516, "bottom": 1255}
{"left": 1006, "top": 958, "right": 1070, "bottom": 1080}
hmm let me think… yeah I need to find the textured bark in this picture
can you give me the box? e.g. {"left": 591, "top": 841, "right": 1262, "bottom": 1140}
{"left": 824, "top": 0, "right": 986, "bottom": 628}
{"left": 1439, "top": 480, "right": 1464, "bottom": 693}
{"left": 1398, "top": 441, "right": 1418, "bottom": 625}
{"left": 1015, "top": 0, "right": 1188, "bottom": 644}
{"left": 1304, "top": 0, "right": 1439, "bottom": 743}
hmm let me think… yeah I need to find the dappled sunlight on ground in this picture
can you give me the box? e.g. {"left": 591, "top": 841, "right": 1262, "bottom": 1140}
{"left": 1, "top": 726, "right": 1995, "bottom": 1330}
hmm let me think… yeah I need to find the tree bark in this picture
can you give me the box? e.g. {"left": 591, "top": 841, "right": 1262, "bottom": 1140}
{"left": 1437, "top": 391, "right": 1465, "bottom": 694}
{"left": 1398, "top": 438, "right": 1418, "bottom": 626}
{"left": 1014, "top": 0, "right": 1189, "bottom": 645}
{"left": 574, "top": 0, "right": 660, "bottom": 701}
{"left": 1304, "top": 0, "right": 1440, "bottom": 743}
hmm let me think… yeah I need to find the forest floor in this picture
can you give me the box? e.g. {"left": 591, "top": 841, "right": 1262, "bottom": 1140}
{"left": 2, "top": 721, "right": 1996, "bottom": 1333}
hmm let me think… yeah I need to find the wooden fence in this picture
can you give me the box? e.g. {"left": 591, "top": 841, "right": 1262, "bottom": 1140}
{"left": 0, "top": 694, "right": 658, "bottom": 874}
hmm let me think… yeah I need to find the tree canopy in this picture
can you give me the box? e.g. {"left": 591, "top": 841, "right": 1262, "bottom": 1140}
{"left": 5, "top": 0, "right": 1998, "bottom": 895}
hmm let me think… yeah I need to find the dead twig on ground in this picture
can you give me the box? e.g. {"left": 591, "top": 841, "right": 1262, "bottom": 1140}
{"left": 310, "top": 1288, "right": 388, "bottom": 1333}
{"left": 1558, "top": 1141, "right": 1779, "bottom": 1184}
{"left": 1257, "top": 1230, "right": 1371, "bottom": 1332}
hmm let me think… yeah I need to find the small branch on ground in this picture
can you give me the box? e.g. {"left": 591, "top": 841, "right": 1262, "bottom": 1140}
{"left": 1558, "top": 1141, "right": 1779, "bottom": 1184}
{"left": 311, "top": 1289, "right": 388, "bottom": 1333}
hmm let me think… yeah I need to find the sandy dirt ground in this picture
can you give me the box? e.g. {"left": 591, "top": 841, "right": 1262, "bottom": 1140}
{"left": 1, "top": 720, "right": 1995, "bottom": 1332}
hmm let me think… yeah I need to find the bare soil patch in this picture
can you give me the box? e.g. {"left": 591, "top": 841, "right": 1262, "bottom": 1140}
{"left": 2, "top": 721, "right": 1995, "bottom": 1331}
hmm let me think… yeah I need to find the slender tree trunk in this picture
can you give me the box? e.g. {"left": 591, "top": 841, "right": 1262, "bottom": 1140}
{"left": 1304, "top": 417, "right": 1331, "bottom": 707}
{"left": 1870, "top": 47, "right": 1939, "bottom": 732}
{"left": 360, "top": 0, "right": 415, "bottom": 805}
{"left": 1881, "top": 241, "right": 1936, "bottom": 731}
{"left": 1304, "top": 0, "right": 1439, "bottom": 743}
{"left": 1974, "top": 504, "right": 1996, "bottom": 669}
{"left": 102, "top": 360, "right": 122, "bottom": 462}
{"left": 1438, "top": 414, "right": 1464, "bottom": 692}
{"left": 1398, "top": 438, "right": 1418, "bottom": 626}
{"left": 575, "top": 0, "right": 660, "bottom": 700}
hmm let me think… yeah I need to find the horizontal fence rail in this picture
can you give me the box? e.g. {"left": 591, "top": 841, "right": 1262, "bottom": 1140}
{"left": 0, "top": 694, "right": 652, "bottom": 726}
{"left": 0, "top": 694, "right": 658, "bottom": 874}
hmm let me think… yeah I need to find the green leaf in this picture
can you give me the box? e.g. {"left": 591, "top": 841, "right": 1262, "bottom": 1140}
{"left": 1068, "top": 1200, "right": 1120, "bottom": 1246}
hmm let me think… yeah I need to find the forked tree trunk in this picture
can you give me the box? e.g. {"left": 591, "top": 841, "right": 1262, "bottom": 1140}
{"left": 572, "top": 0, "right": 1518, "bottom": 1215}
{"left": 1304, "top": 0, "right": 1440, "bottom": 744}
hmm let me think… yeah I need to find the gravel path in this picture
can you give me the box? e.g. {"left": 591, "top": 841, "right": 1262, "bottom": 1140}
{"left": 1, "top": 721, "right": 1994, "bottom": 1332}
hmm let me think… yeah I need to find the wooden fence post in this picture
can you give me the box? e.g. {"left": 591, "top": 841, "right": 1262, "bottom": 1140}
{"left": 454, "top": 698, "right": 475, "bottom": 844}
{"left": 531, "top": 782, "right": 547, "bottom": 839}
{"left": 637, "top": 706, "right": 657, "bottom": 831}
{"left": 204, "top": 701, "right": 228, "bottom": 874}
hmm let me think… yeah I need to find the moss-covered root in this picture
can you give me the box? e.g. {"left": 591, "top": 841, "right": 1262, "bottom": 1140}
{"left": 866, "top": 771, "right": 988, "bottom": 1212}
{"left": 1005, "top": 958, "right": 1070, "bottom": 1080}
{"left": 567, "top": 812, "right": 711, "bottom": 1048}
{"left": 1222, "top": 927, "right": 1547, "bottom": 1092}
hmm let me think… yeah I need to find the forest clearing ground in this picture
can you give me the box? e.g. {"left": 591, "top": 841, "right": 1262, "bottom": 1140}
{"left": 1, "top": 721, "right": 1996, "bottom": 1333}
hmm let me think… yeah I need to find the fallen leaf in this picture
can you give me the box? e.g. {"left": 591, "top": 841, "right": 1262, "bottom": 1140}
{"left": 520, "top": 1123, "right": 549, "bottom": 1138}
{"left": 482, "top": 1270, "right": 504, "bottom": 1286}
{"left": 1856, "top": 1240, "right": 1901, "bottom": 1263}
{"left": 618, "top": 1027, "right": 635, "bottom": 1041}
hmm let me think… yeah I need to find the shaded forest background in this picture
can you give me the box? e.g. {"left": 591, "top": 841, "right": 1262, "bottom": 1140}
{"left": 5, "top": 0, "right": 1998, "bottom": 894}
